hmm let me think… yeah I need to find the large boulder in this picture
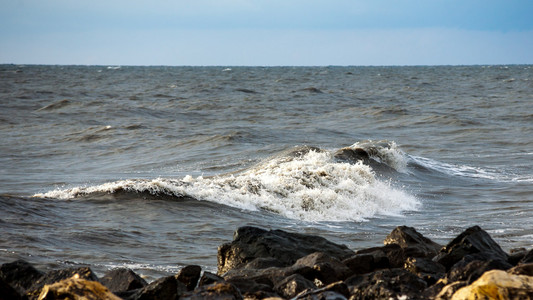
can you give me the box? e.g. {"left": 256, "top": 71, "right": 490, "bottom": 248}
{"left": 99, "top": 268, "right": 147, "bottom": 295}
{"left": 451, "top": 269, "right": 533, "bottom": 299}
{"left": 345, "top": 268, "right": 427, "bottom": 299}
{"left": 128, "top": 275, "right": 186, "bottom": 300}
{"left": 37, "top": 276, "right": 121, "bottom": 300}
{"left": 27, "top": 267, "right": 99, "bottom": 299}
{"left": 217, "top": 226, "right": 354, "bottom": 275}
{"left": 384, "top": 226, "right": 442, "bottom": 258}
{"left": 433, "top": 226, "right": 509, "bottom": 270}
{"left": 176, "top": 265, "right": 202, "bottom": 291}
{"left": 292, "top": 252, "right": 352, "bottom": 284}
{"left": 0, "top": 260, "right": 44, "bottom": 295}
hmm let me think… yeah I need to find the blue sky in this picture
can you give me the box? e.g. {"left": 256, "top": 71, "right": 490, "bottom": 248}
{"left": 1, "top": 0, "right": 532, "bottom": 66}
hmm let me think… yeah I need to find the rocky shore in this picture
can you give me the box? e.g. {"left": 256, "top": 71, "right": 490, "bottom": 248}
{"left": 2, "top": 225, "right": 533, "bottom": 299}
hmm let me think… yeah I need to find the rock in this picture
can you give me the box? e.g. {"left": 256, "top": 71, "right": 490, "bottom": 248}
{"left": 301, "top": 87, "right": 323, "bottom": 93}
{"left": 99, "top": 268, "right": 147, "bottom": 294}
{"left": 446, "top": 258, "right": 512, "bottom": 284}
{"left": 217, "top": 226, "right": 354, "bottom": 275}
{"left": 130, "top": 275, "right": 186, "bottom": 300}
{"left": 182, "top": 282, "right": 243, "bottom": 300}
{"left": 0, "top": 260, "right": 44, "bottom": 295}
{"left": 37, "top": 276, "right": 121, "bottom": 300}
{"left": 295, "top": 281, "right": 349, "bottom": 300}
{"left": 433, "top": 226, "right": 509, "bottom": 271}
{"left": 508, "top": 263, "right": 533, "bottom": 276}
{"left": 434, "top": 281, "right": 467, "bottom": 300}
{"left": 0, "top": 276, "right": 24, "bottom": 300}
{"left": 176, "top": 265, "right": 202, "bottom": 291}
{"left": 356, "top": 243, "right": 428, "bottom": 268}
{"left": 198, "top": 272, "right": 225, "bottom": 287}
{"left": 225, "top": 278, "right": 277, "bottom": 299}
{"left": 243, "top": 258, "right": 284, "bottom": 270}
{"left": 293, "top": 252, "right": 352, "bottom": 284}
{"left": 404, "top": 257, "right": 445, "bottom": 285}
{"left": 27, "top": 267, "right": 98, "bottom": 299}
{"left": 342, "top": 253, "right": 389, "bottom": 275}
{"left": 384, "top": 225, "right": 442, "bottom": 258}
{"left": 508, "top": 248, "right": 528, "bottom": 265}
{"left": 273, "top": 274, "right": 315, "bottom": 299}
{"left": 451, "top": 269, "right": 533, "bottom": 299}
{"left": 519, "top": 248, "right": 533, "bottom": 264}
{"left": 345, "top": 268, "right": 427, "bottom": 299}
{"left": 223, "top": 265, "right": 319, "bottom": 288}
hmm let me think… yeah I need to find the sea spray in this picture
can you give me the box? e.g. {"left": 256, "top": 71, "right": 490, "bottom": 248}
{"left": 36, "top": 148, "right": 419, "bottom": 222}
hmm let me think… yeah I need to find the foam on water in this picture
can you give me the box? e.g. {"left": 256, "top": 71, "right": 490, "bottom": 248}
{"left": 35, "top": 149, "right": 419, "bottom": 222}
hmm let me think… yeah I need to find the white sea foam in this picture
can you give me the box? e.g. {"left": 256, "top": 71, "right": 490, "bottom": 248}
{"left": 348, "top": 140, "right": 409, "bottom": 173}
{"left": 35, "top": 149, "right": 419, "bottom": 222}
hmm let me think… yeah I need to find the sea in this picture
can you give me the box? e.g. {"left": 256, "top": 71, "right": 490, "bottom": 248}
{"left": 1, "top": 64, "right": 532, "bottom": 281}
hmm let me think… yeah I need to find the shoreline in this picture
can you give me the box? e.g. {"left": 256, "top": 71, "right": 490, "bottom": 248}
{"left": 2, "top": 225, "right": 533, "bottom": 299}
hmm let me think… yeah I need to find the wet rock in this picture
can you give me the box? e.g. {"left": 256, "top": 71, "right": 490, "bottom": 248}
{"left": 99, "top": 268, "right": 147, "bottom": 294}
{"left": 293, "top": 252, "right": 352, "bottom": 284}
{"left": 519, "top": 248, "right": 533, "bottom": 264}
{"left": 356, "top": 243, "right": 427, "bottom": 268}
{"left": 404, "top": 257, "right": 445, "bottom": 285}
{"left": 273, "top": 273, "right": 315, "bottom": 299}
{"left": 217, "top": 226, "right": 354, "bottom": 275}
{"left": 27, "top": 267, "right": 98, "bottom": 299}
{"left": 225, "top": 278, "right": 277, "bottom": 299}
{"left": 384, "top": 225, "right": 442, "bottom": 258}
{"left": 182, "top": 282, "right": 243, "bottom": 300}
{"left": 508, "top": 263, "right": 533, "bottom": 276}
{"left": 433, "top": 226, "right": 509, "bottom": 271}
{"left": 0, "top": 260, "right": 44, "bottom": 295}
{"left": 0, "top": 276, "right": 24, "bottom": 300}
{"left": 451, "top": 269, "right": 533, "bottom": 299}
{"left": 342, "top": 253, "right": 389, "bottom": 275}
{"left": 508, "top": 247, "right": 528, "bottom": 265}
{"left": 243, "top": 257, "right": 284, "bottom": 270}
{"left": 129, "top": 275, "right": 186, "bottom": 300}
{"left": 223, "top": 265, "right": 319, "bottom": 288}
{"left": 176, "top": 265, "right": 202, "bottom": 291}
{"left": 295, "top": 281, "right": 349, "bottom": 300}
{"left": 198, "top": 271, "right": 225, "bottom": 287}
{"left": 301, "top": 87, "right": 323, "bottom": 93}
{"left": 38, "top": 276, "right": 121, "bottom": 300}
{"left": 446, "top": 257, "right": 512, "bottom": 284}
{"left": 345, "top": 268, "right": 427, "bottom": 300}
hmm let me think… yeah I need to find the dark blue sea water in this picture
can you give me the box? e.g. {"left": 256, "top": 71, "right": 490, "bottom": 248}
{"left": 1, "top": 65, "right": 532, "bottom": 280}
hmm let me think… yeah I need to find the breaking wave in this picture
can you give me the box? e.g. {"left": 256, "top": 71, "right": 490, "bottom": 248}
{"left": 35, "top": 142, "right": 420, "bottom": 222}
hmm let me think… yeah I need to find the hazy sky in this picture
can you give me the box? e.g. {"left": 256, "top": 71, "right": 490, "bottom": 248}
{"left": 1, "top": 0, "right": 533, "bottom": 66}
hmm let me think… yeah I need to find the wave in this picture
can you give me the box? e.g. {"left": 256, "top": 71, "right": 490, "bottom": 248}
{"left": 34, "top": 142, "right": 419, "bottom": 222}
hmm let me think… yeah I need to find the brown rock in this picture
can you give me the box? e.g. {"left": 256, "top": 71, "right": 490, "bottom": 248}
{"left": 451, "top": 269, "right": 533, "bottom": 299}
{"left": 293, "top": 252, "right": 352, "bottom": 284}
{"left": 38, "top": 276, "right": 121, "bottom": 300}
{"left": 384, "top": 226, "right": 442, "bottom": 258}
{"left": 131, "top": 275, "right": 186, "bottom": 300}
{"left": 176, "top": 265, "right": 202, "bottom": 291}
{"left": 182, "top": 282, "right": 243, "bottom": 300}
{"left": 273, "top": 274, "right": 315, "bottom": 299}
{"left": 99, "top": 268, "right": 147, "bottom": 294}
{"left": 508, "top": 263, "right": 533, "bottom": 276}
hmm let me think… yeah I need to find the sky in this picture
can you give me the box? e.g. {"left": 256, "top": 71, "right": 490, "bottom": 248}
{"left": 1, "top": 0, "right": 533, "bottom": 66}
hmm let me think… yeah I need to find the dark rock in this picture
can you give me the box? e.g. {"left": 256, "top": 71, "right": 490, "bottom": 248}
{"left": 273, "top": 273, "right": 315, "bottom": 299}
{"left": 356, "top": 243, "right": 428, "bottom": 268}
{"left": 235, "top": 88, "right": 258, "bottom": 94}
{"left": 182, "top": 282, "right": 243, "bottom": 300}
{"left": 26, "top": 267, "right": 98, "bottom": 299}
{"left": 198, "top": 272, "right": 225, "bottom": 287}
{"left": 384, "top": 226, "right": 442, "bottom": 258}
{"left": 0, "top": 276, "right": 24, "bottom": 300}
{"left": 99, "top": 268, "right": 147, "bottom": 294}
{"left": 519, "top": 248, "right": 533, "bottom": 264}
{"left": 223, "top": 265, "right": 319, "bottom": 288}
{"left": 404, "top": 257, "right": 445, "bottom": 285}
{"left": 446, "top": 258, "right": 512, "bottom": 284}
{"left": 342, "top": 253, "right": 389, "bottom": 275}
{"left": 433, "top": 226, "right": 509, "bottom": 271}
{"left": 508, "top": 263, "right": 533, "bottom": 276}
{"left": 225, "top": 278, "right": 277, "bottom": 299}
{"left": 434, "top": 281, "right": 467, "bottom": 300}
{"left": 0, "top": 260, "right": 43, "bottom": 295}
{"left": 345, "top": 268, "right": 427, "bottom": 300}
{"left": 295, "top": 281, "right": 349, "bottom": 300}
{"left": 302, "top": 87, "right": 323, "bottom": 93}
{"left": 129, "top": 275, "right": 186, "bottom": 300}
{"left": 176, "top": 265, "right": 202, "bottom": 291}
{"left": 243, "top": 257, "right": 284, "bottom": 270}
{"left": 293, "top": 252, "right": 352, "bottom": 284}
{"left": 217, "top": 226, "right": 354, "bottom": 275}
{"left": 508, "top": 248, "right": 528, "bottom": 265}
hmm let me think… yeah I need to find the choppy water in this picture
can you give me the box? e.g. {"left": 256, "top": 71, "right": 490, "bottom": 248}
{"left": 1, "top": 65, "right": 532, "bottom": 280}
